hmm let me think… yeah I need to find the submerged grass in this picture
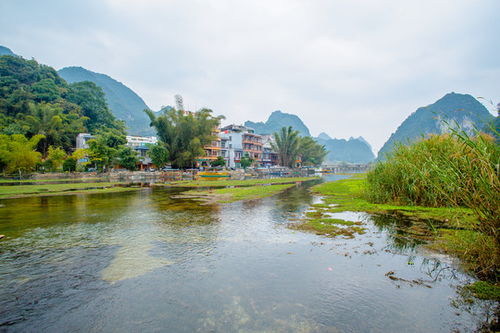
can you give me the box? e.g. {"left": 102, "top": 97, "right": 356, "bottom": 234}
{"left": 166, "top": 176, "right": 319, "bottom": 188}
{"left": 177, "top": 184, "right": 296, "bottom": 204}
{"left": 0, "top": 182, "right": 138, "bottom": 199}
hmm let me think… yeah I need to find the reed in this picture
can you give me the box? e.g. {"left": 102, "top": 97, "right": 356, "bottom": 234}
{"left": 367, "top": 131, "right": 499, "bottom": 278}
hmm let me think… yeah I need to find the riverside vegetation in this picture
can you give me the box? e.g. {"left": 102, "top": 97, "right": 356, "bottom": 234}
{"left": 296, "top": 131, "right": 499, "bottom": 304}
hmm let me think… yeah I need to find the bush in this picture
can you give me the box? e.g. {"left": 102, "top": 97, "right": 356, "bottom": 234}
{"left": 63, "top": 157, "right": 77, "bottom": 172}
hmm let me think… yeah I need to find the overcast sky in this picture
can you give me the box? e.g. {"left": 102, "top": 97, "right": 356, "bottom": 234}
{"left": 1, "top": 0, "right": 499, "bottom": 152}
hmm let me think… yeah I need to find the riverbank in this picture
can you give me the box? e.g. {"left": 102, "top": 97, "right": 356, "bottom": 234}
{"left": 0, "top": 182, "right": 142, "bottom": 199}
{"left": 294, "top": 174, "right": 499, "bottom": 293}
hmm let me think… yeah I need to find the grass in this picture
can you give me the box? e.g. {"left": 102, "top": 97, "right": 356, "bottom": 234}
{"left": 303, "top": 173, "right": 498, "bottom": 282}
{"left": 176, "top": 184, "right": 296, "bottom": 204}
{"left": 465, "top": 281, "right": 500, "bottom": 301}
{"left": 366, "top": 132, "right": 499, "bottom": 280}
{"left": 291, "top": 216, "right": 365, "bottom": 238}
{"left": 0, "top": 182, "right": 140, "bottom": 199}
{"left": 0, "top": 177, "right": 103, "bottom": 183}
{"left": 164, "top": 176, "right": 319, "bottom": 188}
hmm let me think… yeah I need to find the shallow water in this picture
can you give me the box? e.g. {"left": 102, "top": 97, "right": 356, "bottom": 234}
{"left": 0, "top": 176, "right": 492, "bottom": 332}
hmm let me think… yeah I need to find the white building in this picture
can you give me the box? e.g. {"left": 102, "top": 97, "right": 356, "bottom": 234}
{"left": 126, "top": 135, "right": 158, "bottom": 147}
{"left": 76, "top": 133, "right": 94, "bottom": 149}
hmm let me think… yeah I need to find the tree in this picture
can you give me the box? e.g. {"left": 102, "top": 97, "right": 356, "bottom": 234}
{"left": 65, "top": 81, "right": 124, "bottom": 134}
{"left": 240, "top": 153, "right": 253, "bottom": 170}
{"left": 0, "top": 134, "right": 45, "bottom": 175}
{"left": 87, "top": 129, "right": 127, "bottom": 172}
{"left": 271, "top": 126, "right": 300, "bottom": 167}
{"left": 299, "top": 136, "right": 327, "bottom": 166}
{"left": 63, "top": 157, "right": 77, "bottom": 172}
{"left": 147, "top": 144, "right": 169, "bottom": 168}
{"left": 145, "top": 105, "right": 224, "bottom": 168}
{"left": 210, "top": 156, "right": 225, "bottom": 167}
{"left": 116, "top": 147, "right": 138, "bottom": 171}
{"left": 46, "top": 145, "right": 67, "bottom": 171}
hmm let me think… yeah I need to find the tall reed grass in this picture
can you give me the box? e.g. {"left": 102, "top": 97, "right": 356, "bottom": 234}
{"left": 367, "top": 131, "right": 499, "bottom": 278}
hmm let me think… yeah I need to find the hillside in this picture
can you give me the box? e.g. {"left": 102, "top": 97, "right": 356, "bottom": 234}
{"left": 316, "top": 136, "right": 375, "bottom": 164}
{"left": 378, "top": 92, "right": 495, "bottom": 158}
{"left": 58, "top": 66, "right": 153, "bottom": 135}
{"left": 245, "top": 110, "right": 311, "bottom": 137}
{"left": 0, "top": 45, "right": 15, "bottom": 56}
{"left": 0, "top": 55, "right": 123, "bottom": 153}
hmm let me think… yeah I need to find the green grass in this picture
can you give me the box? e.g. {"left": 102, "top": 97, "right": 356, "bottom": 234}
{"left": 302, "top": 174, "right": 498, "bottom": 280}
{"left": 0, "top": 177, "right": 105, "bottom": 184}
{"left": 0, "top": 182, "right": 139, "bottom": 199}
{"left": 178, "top": 184, "right": 296, "bottom": 203}
{"left": 165, "top": 176, "right": 319, "bottom": 188}
{"left": 465, "top": 281, "right": 500, "bottom": 301}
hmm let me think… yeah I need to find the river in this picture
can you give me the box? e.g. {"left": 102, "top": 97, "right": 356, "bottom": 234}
{"left": 0, "top": 175, "right": 493, "bottom": 332}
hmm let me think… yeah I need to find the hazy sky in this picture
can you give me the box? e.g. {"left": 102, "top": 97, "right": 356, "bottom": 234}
{"left": 1, "top": 0, "right": 499, "bottom": 152}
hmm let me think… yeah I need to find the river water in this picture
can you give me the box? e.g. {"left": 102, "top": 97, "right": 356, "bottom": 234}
{"left": 0, "top": 176, "right": 493, "bottom": 332}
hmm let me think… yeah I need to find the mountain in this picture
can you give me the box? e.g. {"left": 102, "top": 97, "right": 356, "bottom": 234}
{"left": 0, "top": 45, "right": 15, "bottom": 56}
{"left": 245, "top": 110, "right": 311, "bottom": 137}
{"left": 317, "top": 132, "right": 332, "bottom": 141}
{"left": 58, "top": 66, "right": 153, "bottom": 135}
{"left": 378, "top": 92, "right": 495, "bottom": 158}
{"left": 316, "top": 136, "right": 375, "bottom": 164}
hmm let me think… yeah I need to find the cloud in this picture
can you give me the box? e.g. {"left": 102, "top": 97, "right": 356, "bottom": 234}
{"left": 1, "top": 0, "right": 498, "bottom": 152}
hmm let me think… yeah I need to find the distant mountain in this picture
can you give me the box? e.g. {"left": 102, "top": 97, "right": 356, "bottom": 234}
{"left": 245, "top": 110, "right": 311, "bottom": 137}
{"left": 58, "top": 66, "right": 153, "bottom": 135}
{"left": 316, "top": 136, "right": 375, "bottom": 164}
{"left": 317, "top": 132, "right": 332, "bottom": 141}
{"left": 0, "top": 45, "right": 15, "bottom": 56}
{"left": 378, "top": 92, "right": 495, "bottom": 158}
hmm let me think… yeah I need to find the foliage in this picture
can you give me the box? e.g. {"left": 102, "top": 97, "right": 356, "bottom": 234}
{"left": 62, "top": 157, "right": 77, "bottom": 172}
{"left": 366, "top": 132, "right": 499, "bottom": 278}
{"left": 147, "top": 144, "right": 169, "bottom": 168}
{"left": 271, "top": 126, "right": 301, "bottom": 167}
{"left": 0, "top": 134, "right": 45, "bottom": 175}
{"left": 87, "top": 129, "right": 127, "bottom": 172}
{"left": 65, "top": 81, "right": 124, "bottom": 133}
{"left": 240, "top": 153, "right": 253, "bottom": 170}
{"left": 46, "top": 146, "right": 67, "bottom": 171}
{"left": 182, "top": 184, "right": 295, "bottom": 204}
{"left": 299, "top": 136, "right": 327, "bottom": 166}
{"left": 210, "top": 156, "right": 225, "bottom": 167}
{"left": 116, "top": 146, "right": 138, "bottom": 171}
{"left": 145, "top": 106, "right": 223, "bottom": 169}
{"left": 168, "top": 176, "right": 318, "bottom": 187}
{"left": 0, "top": 55, "right": 124, "bottom": 156}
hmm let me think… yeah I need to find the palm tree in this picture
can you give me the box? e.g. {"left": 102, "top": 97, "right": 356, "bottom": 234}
{"left": 271, "top": 126, "right": 300, "bottom": 167}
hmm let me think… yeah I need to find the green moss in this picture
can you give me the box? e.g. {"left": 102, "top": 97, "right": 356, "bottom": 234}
{"left": 0, "top": 182, "right": 137, "bottom": 199}
{"left": 291, "top": 217, "right": 365, "bottom": 238}
{"left": 166, "top": 176, "right": 319, "bottom": 188}
{"left": 466, "top": 281, "right": 500, "bottom": 301}
{"left": 177, "top": 184, "right": 296, "bottom": 204}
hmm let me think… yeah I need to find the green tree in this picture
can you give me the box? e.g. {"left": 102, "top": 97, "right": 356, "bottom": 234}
{"left": 0, "top": 134, "right": 45, "bottom": 175}
{"left": 210, "top": 156, "right": 226, "bottom": 167}
{"left": 147, "top": 144, "right": 169, "bottom": 168}
{"left": 145, "top": 106, "right": 224, "bottom": 169}
{"left": 299, "top": 136, "right": 327, "bottom": 166}
{"left": 63, "top": 157, "right": 77, "bottom": 172}
{"left": 87, "top": 129, "right": 127, "bottom": 172}
{"left": 46, "top": 145, "right": 67, "bottom": 171}
{"left": 271, "top": 126, "right": 300, "bottom": 167}
{"left": 240, "top": 153, "right": 253, "bottom": 170}
{"left": 116, "top": 146, "right": 138, "bottom": 171}
{"left": 65, "top": 81, "right": 124, "bottom": 133}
